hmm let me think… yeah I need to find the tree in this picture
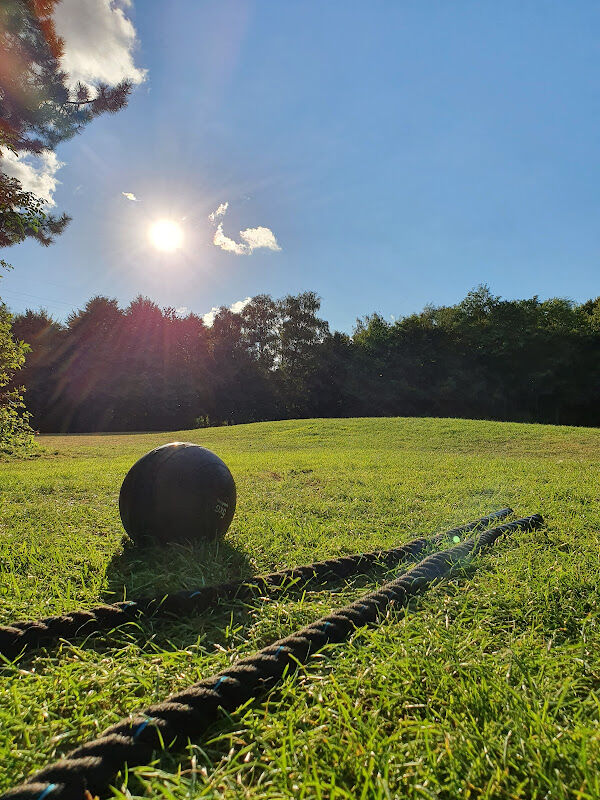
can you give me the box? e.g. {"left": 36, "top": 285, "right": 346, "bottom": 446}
{"left": 240, "top": 294, "right": 280, "bottom": 371}
{"left": 0, "top": 297, "right": 31, "bottom": 453}
{"left": 209, "top": 306, "right": 270, "bottom": 423}
{"left": 9, "top": 286, "right": 600, "bottom": 432}
{"left": 0, "top": 160, "right": 69, "bottom": 248}
{"left": 10, "top": 306, "right": 63, "bottom": 429}
{"left": 301, "top": 331, "right": 357, "bottom": 418}
{"left": 0, "top": 0, "right": 132, "bottom": 248}
{"left": 277, "top": 291, "right": 330, "bottom": 416}
{"left": 58, "top": 296, "right": 124, "bottom": 430}
{"left": 161, "top": 308, "right": 212, "bottom": 429}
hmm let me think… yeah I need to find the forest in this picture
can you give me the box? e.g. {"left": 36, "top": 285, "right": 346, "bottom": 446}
{"left": 9, "top": 285, "right": 600, "bottom": 433}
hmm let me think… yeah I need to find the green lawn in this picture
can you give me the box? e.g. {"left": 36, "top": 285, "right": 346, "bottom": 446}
{"left": 1, "top": 417, "right": 599, "bottom": 799}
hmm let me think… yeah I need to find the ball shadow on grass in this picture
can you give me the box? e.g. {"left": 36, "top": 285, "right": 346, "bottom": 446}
{"left": 105, "top": 535, "right": 254, "bottom": 601}
{"left": 86, "top": 535, "right": 257, "bottom": 654}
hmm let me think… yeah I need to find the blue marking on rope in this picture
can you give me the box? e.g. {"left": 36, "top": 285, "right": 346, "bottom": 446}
{"left": 133, "top": 719, "right": 150, "bottom": 740}
{"left": 215, "top": 676, "right": 229, "bottom": 688}
{"left": 323, "top": 621, "right": 333, "bottom": 629}
{"left": 36, "top": 784, "right": 57, "bottom": 800}
{"left": 275, "top": 645, "right": 285, "bottom": 654}
{"left": 189, "top": 591, "right": 202, "bottom": 599}
{"left": 124, "top": 601, "right": 137, "bottom": 607}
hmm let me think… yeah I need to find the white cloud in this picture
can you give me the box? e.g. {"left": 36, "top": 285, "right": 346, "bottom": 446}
{"left": 202, "top": 296, "right": 251, "bottom": 327}
{"left": 54, "top": 0, "right": 147, "bottom": 88}
{"left": 208, "top": 202, "right": 281, "bottom": 256}
{"left": 175, "top": 306, "right": 190, "bottom": 317}
{"left": 0, "top": 150, "right": 64, "bottom": 207}
{"left": 208, "top": 202, "right": 228, "bottom": 222}
{"left": 122, "top": 191, "right": 138, "bottom": 201}
{"left": 240, "top": 226, "right": 281, "bottom": 252}
{"left": 230, "top": 297, "right": 252, "bottom": 314}
{"left": 213, "top": 222, "right": 248, "bottom": 255}
{"left": 202, "top": 308, "right": 218, "bottom": 326}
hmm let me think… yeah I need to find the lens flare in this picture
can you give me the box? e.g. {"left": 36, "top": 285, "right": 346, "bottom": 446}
{"left": 149, "top": 219, "right": 183, "bottom": 252}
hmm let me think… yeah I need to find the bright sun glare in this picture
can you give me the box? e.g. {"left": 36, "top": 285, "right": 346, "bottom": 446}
{"left": 149, "top": 219, "right": 183, "bottom": 252}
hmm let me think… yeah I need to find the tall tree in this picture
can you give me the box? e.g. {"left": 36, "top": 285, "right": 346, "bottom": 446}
{"left": 278, "top": 291, "right": 329, "bottom": 414}
{"left": 240, "top": 294, "right": 280, "bottom": 371}
{"left": 209, "top": 306, "right": 267, "bottom": 423}
{"left": 160, "top": 308, "right": 212, "bottom": 430}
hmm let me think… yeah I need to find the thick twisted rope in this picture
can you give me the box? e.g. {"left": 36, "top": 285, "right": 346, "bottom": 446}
{"left": 1, "top": 514, "right": 543, "bottom": 800}
{"left": 0, "top": 509, "right": 512, "bottom": 661}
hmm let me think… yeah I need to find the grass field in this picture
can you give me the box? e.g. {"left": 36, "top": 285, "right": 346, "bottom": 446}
{"left": 1, "top": 417, "right": 599, "bottom": 799}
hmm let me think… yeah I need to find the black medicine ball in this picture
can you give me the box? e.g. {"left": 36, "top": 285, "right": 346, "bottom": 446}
{"left": 119, "top": 442, "right": 236, "bottom": 544}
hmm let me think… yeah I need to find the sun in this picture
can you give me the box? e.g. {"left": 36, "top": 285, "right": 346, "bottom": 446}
{"left": 149, "top": 219, "right": 183, "bottom": 252}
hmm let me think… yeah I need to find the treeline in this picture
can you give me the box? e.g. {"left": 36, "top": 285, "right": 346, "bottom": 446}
{"left": 9, "top": 286, "right": 600, "bottom": 432}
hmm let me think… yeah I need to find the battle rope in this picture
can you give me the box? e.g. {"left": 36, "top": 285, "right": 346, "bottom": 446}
{"left": 0, "top": 509, "right": 512, "bottom": 661}
{"left": 1, "top": 514, "right": 543, "bottom": 800}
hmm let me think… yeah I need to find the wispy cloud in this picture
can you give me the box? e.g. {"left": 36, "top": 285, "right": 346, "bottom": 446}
{"left": 208, "top": 202, "right": 228, "bottom": 222}
{"left": 122, "top": 191, "right": 138, "bottom": 201}
{"left": 54, "top": 0, "right": 146, "bottom": 88}
{"left": 208, "top": 202, "right": 281, "bottom": 255}
{"left": 0, "top": 150, "right": 64, "bottom": 207}
{"left": 202, "top": 296, "right": 251, "bottom": 327}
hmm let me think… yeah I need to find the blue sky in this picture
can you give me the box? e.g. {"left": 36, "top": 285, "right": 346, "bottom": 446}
{"left": 2, "top": 1, "right": 600, "bottom": 331}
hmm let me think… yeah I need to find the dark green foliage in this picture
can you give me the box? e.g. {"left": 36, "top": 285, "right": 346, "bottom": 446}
{"left": 240, "top": 293, "right": 279, "bottom": 371}
{"left": 352, "top": 285, "right": 600, "bottom": 425}
{"left": 0, "top": 297, "right": 32, "bottom": 454}
{"left": 277, "top": 291, "right": 330, "bottom": 415}
{"left": 10, "top": 286, "right": 600, "bottom": 432}
{"left": 11, "top": 292, "right": 328, "bottom": 432}
{"left": 0, "top": 168, "right": 70, "bottom": 248}
{"left": 0, "top": 1, "right": 129, "bottom": 154}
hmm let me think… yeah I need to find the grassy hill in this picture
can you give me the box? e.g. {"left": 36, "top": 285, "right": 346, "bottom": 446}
{"left": 1, "top": 417, "right": 599, "bottom": 798}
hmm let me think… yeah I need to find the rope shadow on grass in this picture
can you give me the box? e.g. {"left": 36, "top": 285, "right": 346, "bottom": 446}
{"left": 45, "top": 554, "right": 437, "bottom": 663}
{"left": 72, "top": 533, "right": 481, "bottom": 658}
{"left": 2, "top": 541, "right": 470, "bottom": 670}
{"left": 0, "top": 510, "right": 516, "bottom": 664}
